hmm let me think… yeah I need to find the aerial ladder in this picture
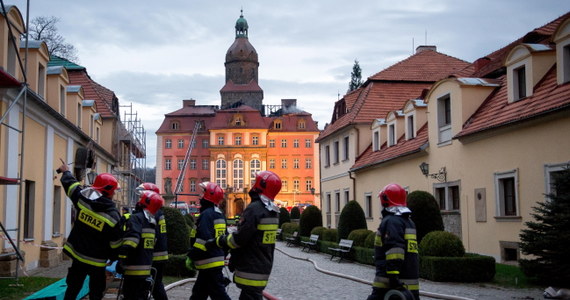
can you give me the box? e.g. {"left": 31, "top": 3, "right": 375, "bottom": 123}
{"left": 172, "top": 121, "right": 201, "bottom": 208}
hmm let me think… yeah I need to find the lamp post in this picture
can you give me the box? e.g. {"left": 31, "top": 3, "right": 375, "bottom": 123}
{"left": 86, "top": 170, "right": 98, "bottom": 185}
{"left": 419, "top": 162, "right": 447, "bottom": 182}
{"left": 243, "top": 185, "right": 248, "bottom": 205}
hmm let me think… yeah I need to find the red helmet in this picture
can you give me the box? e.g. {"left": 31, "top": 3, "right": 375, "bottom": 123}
{"left": 136, "top": 182, "right": 160, "bottom": 195}
{"left": 379, "top": 183, "right": 407, "bottom": 207}
{"left": 137, "top": 190, "right": 164, "bottom": 215}
{"left": 92, "top": 173, "right": 120, "bottom": 197}
{"left": 200, "top": 182, "right": 224, "bottom": 205}
{"left": 252, "top": 171, "right": 282, "bottom": 201}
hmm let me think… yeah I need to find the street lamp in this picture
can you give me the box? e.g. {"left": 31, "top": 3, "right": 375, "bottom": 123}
{"left": 87, "top": 170, "right": 98, "bottom": 185}
{"left": 419, "top": 162, "right": 447, "bottom": 182}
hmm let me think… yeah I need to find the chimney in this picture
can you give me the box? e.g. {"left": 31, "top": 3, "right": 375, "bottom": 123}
{"left": 183, "top": 99, "right": 196, "bottom": 107}
{"left": 474, "top": 57, "right": 491, "bottom": 72}
{"left": 416, "top": 45, "right": 437, "bottom": 53}
{"left": 281, "top": 99, "right": 297, "bottom": 108}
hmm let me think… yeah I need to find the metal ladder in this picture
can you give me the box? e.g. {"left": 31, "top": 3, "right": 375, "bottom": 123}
{"left": 173, "top": 121, "right": 201, "bottom": 205}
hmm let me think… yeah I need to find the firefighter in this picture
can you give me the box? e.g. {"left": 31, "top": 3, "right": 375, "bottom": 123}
{"left": 57, "top": 161, "right": 122, "bottom": 300}
{"left": 367, "top": 183, "right": 420, "bottom": 300}
{"left": 135, "top": 182, "right": 169, "bottom": 300}
{"left": 117, "top": 190, "right": 164, "bottom": 300}
{"left": 187, "top": 182, "right": 230, "bottom": 300}
{"left": 208, "top": 171, "right": 281, "bottom": 300}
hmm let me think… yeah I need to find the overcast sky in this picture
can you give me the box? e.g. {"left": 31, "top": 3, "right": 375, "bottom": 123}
{"left": 20, "top": 1, "right": 569, "bottom": 168}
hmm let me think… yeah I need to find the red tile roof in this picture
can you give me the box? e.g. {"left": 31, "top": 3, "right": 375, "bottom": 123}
{"left": 67, "top": 70, "right": 116, "bottom": 118}
{"left": 351, "top": 123, "right": 428, "bottom": 171}
{"left": 220, "top": 79, "right": 263, "bottom": 92}
{"left": 209, "top": 106, "right": 269, "bottom": 129}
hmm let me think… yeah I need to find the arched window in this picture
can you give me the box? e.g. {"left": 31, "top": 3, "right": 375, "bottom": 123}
{"left": 216, "top": 159, "right": 227, "bottom": 188}
{"left": 233, "top": 159, "right": 244, "bottom": 189}
{"left": 171, "top": 121, "right": 180, "bottom": 130}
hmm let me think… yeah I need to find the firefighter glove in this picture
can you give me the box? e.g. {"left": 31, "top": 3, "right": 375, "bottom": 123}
{"left": 185, "top": 256, "right": 196, "bottom": 271}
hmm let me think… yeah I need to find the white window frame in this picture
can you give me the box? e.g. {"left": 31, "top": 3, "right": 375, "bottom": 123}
{"left": 305, "top": 158, "right": 312, "bottom": 169}
{"left": 373, "top": 130, "right": 380, "bottom": 151}
{"left": 388, "top": 123, "right": 396, "bottom": 146}
{"left": 364, "top": 193, "right": 373, "bottom": 218}
{"left": 494, "top": 169, "right": 520, "bottom": 218}
{"left": 165, "top": 159, "right": 172, "bottom": 170}
{"left": 333, "top": 141, "right": 340, "bottom": 164}
{"left": 513, "top": 65, "right": 527, "bottom": 100}
{"left": 343, "top": 136, "right": 349, "bottom": 161}
{"left": 165, "top": 139, "right": 172, "bottom": 149}
{"left": 544, "top": 162, "right": 569, "bottom": 196}
{"left": 216, "top": 159, "right": 227, "bottom": 188}
{"left": 434, "top": 181, "right": 461, "bottom": 211}
{"left": 405, "top": 112, "right": 415, "bottom": 140}
{"left": 437, "top": 94, "right": 452, "bottom": 145}
{"left": 178, "top": 139, "right": 184, "bottom": 148}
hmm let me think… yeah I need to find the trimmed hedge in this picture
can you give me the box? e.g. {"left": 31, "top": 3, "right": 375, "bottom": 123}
{"left": 322, "top": 228, "right": 338, "bottom": 242}
{"left": 420, "top": 253, "right": 496, "bottom": 282}
{"left": 347, "top": 229, "right": 373, "bottom": 247}
{"left": 310, "top": 226, "right": 327, "bottom": 237}
{"left": 407, "top": 190, "right": 444, "bottom": 243}
{"left": 420, "top": 231, "right": 465, "bottom": 257}
{"left": 353, "top": 246, "right": 375, "bottom": 265}
{"left": 279, "top": 207, "right": 291, "bottom": 227}
{"left": 164, "top": 254, "right": 196, "bottom": 277}
{"left": 364, "top": 230, "right": 376, "bottom": 249}
{"left": 290, "top": 206, "right": 301, "bottom": 219}
{"left": 337, "top": 200, "right": 367, "bottom": 240}
{"left": 281, "top": 222, "right": 300, "bottom": 240}
{"left": 299, "top": 205, "right": 323, "bottom": 237}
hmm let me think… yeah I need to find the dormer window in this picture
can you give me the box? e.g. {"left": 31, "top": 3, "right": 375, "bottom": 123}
{"left": 171, "top": 121, "right": 180, "bottom": 130}
{"left": 514, "top": 65, "right": 527, "bottom": 100}
{"left": 437, "top": 94, "right": 452, "bottom": 144}
{"left": 554, "top": 18, "right": 570, "bottom": 84}
{"left": 274, "top": 119, "right": 282, "bottom": 129}
{"left": 232, "top": 114, "right": 244, "bottom": 126}
{"left": 373, "top": 130, "right": 380, "bottom": 151}
{"left": 406, "top": 113, "right": 415, "bottom": 140}
{"left": 298, "top": 119, "right": 306, "bottom": 129}
{"left": 563, "top": 45, "right": 570, "bottom": 84}
{"left": 388, "top": 124, "right": 396, "bottom": 146}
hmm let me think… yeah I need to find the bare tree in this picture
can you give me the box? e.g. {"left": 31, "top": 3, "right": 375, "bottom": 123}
{"left": 27, "top": 16, "right": 79, "bottom": 63}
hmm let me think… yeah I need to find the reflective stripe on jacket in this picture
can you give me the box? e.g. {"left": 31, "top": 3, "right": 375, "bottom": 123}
{"left": 120, "top": 211, "right": 156, "bottom": 277}
{"left": 189, "top": 205, "right": 227, "bottom": 270}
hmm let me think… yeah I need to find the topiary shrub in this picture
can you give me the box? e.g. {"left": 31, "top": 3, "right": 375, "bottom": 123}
{"left": 299, "top": 205, "right": 323, "bottom": 237}
{"left": 420, "top": 231, "right": 465, "bottom": 257}
{"left": 164, "top": 254, "right": 196, "bottom": 277}
{"left": 281, "top": 222, "right": 300, "bottom": 239}
{"left": 347, "top": 229, "right": 373, "bottom": 247}
{"left": 163, "top": 207, "right": 190, "bottom": 254}
{"left": 322, "top": 228, "right": 338, "bottom": 242}
{"left": 337, "top": 200, "right": 367, "bottom": 241}
{"left": 290, "top": 206, "right": 301, "bottom": 220}
{"left": 184, "top": 213, "right": 195, "bottom": 228}
{"left": 279, "top": 207, "right": 291, "bottom": 227}
{"left": 311, "top": 226, "right": 327, "bottom": 237}
{"left": 364, "top": 230, "right": 376, "bottom": 249}
{"left": 407, "top": 190, "right": 444, "bottom": 244}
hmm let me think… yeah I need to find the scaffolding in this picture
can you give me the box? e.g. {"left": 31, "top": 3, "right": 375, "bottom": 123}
{"left": 118, "top": 103, "right": 147, "bottom": 208}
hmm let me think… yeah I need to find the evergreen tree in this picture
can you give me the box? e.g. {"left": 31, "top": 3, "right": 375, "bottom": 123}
{"left": 290, "top": 206, "right": 301, "bottom": 220}
{"left": 299, "top": 205, "right": 323, "bottom": 237}
{"left": 348, "top": 59, "right": 363, "bottom": 92}
{"left": 337, "top": 200, "right": 367, "bottom": 241}
{"left": 407, "top": 190, "right": 445, "bottom": 243}
{"left": 279, "top": 206, "right": 291, "bottom": 227}
{"left": 519, "top": 167, "right": 570, "bottom": 287}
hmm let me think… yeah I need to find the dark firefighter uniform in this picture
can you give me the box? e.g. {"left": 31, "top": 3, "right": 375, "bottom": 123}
{"left": 215, "top": 191, "right": 279, "bottom": 300}
{"left": 151, "top": 208, "right": 169, "bottom": 300}
{"left": 368, "top": 209, "right": 420, "bottom": 300}
{"left": 118, "top": 210, "right": 157, "bottom": 300}
{"left": 60, "top": 170, "right": 122, "bottom": 300}
{"left": 189, "top": 202, "right": 230, "bottom": 300}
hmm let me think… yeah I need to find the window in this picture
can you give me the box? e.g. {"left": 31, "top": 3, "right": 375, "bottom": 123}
{"left": 217, "top": 135, "right": 224, "bottom": 145}
{"left": 171, "top": 121, "right": 180, "bottom": 130}
{"left": 293, "top": 139, "right": 299, "bottom": 148}
{"left": 293, "top": 180, "right": 300, "bottom": 191}
{"left": 235, "top": 135, "right": 242, "bottom": 145}
{"left": 305, "top": 158, "right": 312, "bottom": 169}
{"left": 435, "top": 182, "right": 460, "bottom": 211}
{"left": 326, "top": 193, "right": 332, "bottom": 227}
{"left": 269, "top": 139, "right": 275, "bottom": 148}
{"left": 298, "top": 120, "right": 306, "bottom": 129}
{"left": 305, "top": 180, "right": 313, "bottom": 191}
{"left": 202, "top": 159, "right": 209, "bottom": 170}
{"left": 274, "top": 120, "right": 282, "bottom": 129}
{"left": 252, "top": 135, "right": 259, "bottom": 145}
{"left": 38, "top": 64, "right": 45, "bottom": 97}
{"left": 333, "top": 141, "right": 339, "bottom": 164}
{"left": 202, "top": 139, "right": 209, "bottom": 148}
{"left": 77, "top": 103, "right": 82, "bottom": 127}
{"left": 388, "top": 124, "right": 396, "bottom": 146}
{"left": 545, "top": 163, "right": 569, "bottom": 196}
{"left": 281, "top": 139, "right": 287, "bottom": 148}
{"left": 178, "top": 139, "right": 184, "bottom": 148}
{"left": 344, "top": 190, "right": 350, "bottom": 206}
{"left": 177, "top": 159, "right": 184, "bottom": 170}
{"left": 165, "top": 139, "right": 172, "bottom": 149}
{"left": 250, "top": 159, "right": 261, "bottom": 179}
{"left": 281, "top": 180, "right": 288, "bottom": 192}
{"left": 563, "top": 45, "right": 570, "bottom": 84}
{"left": 233, "top": 159, "right": 244, "bottom": 189}
{"left": 514, "top": 65, "right": 527, "bottom": 100}
{"left": 190, "top": 180, "right": 196, "bottom": 192}
{"left": 406, "top": 114, "right": 415, "bottom": 139}
{"left": 325, "top": 145, "right": 330, "bottom": 167}
{"left": 190, "top": 159, "right": 197, "bottom": 170}
{"left": 165, "top": 159, "right": 172, "bottom": 170}
{"left": 89, "top": 115, "right": 94, "bottom": 137}
{"left": 365, "top": 194, "right": 372, "bottom": 218}
{"left": 53, "top": 186, "right": 62, "bottom": 236}
{"left": 494, "top": 170, "right": 519, "bottom": 217}
{"left": 281, "top": 159, "right": 287, "bottom": 169}
{"left": 24, "top": 180, "right": 35, "bottom": 239}
{"left": 373, "top": 131, "right": 380, "bottom": 151}
{"left": 305, "top": 139, "right": 312, "bottom": 148}
{"left": 293, "top": 159, "right": 300, "bottom": 169}
{"left": 269, "top": 159, "right": 276, "bottom": 169}
{"left": 437, "top": 95, "right": 452, "bottom": 144}
{"left": 216, "top": 159, "right": 227, "bottom": 188}
{"left": 192, "top": 140, "right": 196, "bottom": 149}
{"left": 60, "top": 86, "right": 65, "bottom": 115}
{"left": 343, "top": 136, "right": 349, "bottom": 160}
{"left": 335, "top": 192, "right": 341, "bottom": 212}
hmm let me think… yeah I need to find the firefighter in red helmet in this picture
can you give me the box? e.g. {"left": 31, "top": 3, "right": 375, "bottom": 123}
{"left": 57, "top": 161, "right": 122, "bottom": 300}
{"left": 208, "top": 171, "right": 281, "bottom": 300}
{"left": 187, "top": 182, "right": 230, "bottom": 300}
{"left": 135, "top": 182, "right": 168, "bottom": 300}
{"left": 367, "top": 183, "right": 420, "bottom": 300}
{"left": 117, "top": 190, "right": 164, "bottom": 300}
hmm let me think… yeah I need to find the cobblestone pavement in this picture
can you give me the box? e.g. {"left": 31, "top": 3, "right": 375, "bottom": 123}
{"left": 167, "top": 241, "right": 545, "bottom": 300}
